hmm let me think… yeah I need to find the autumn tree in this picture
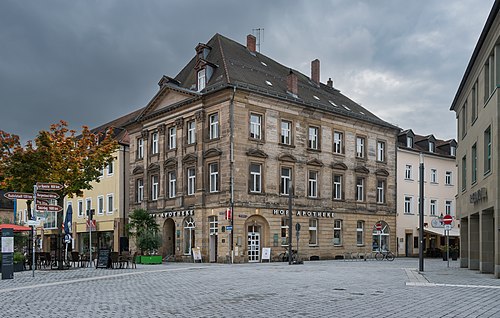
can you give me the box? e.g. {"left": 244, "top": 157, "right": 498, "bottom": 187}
{"left": 0, "top": 120, "right": 118, "bottom": 269}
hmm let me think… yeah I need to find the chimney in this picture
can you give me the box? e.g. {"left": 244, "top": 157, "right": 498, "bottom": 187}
{"left": 327, "top": 77, "right": 333, "bottom": 87}
{"left": 311, "top": 59, "right": 320, "bottom": 85}
{"left": 247, "top": 34, "right": 256, "bottom": 53}
{"left": 287, "top": 70, "right": 298, "bottom": 96}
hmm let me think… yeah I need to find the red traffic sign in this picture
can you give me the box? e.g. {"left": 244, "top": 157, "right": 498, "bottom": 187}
{"left": 37, "top": 192, "right": 60, "bottom": 200}
{"left": 36, "top": 204, "right": 63, "bottom": 212}
{"left": 3, "top": 192, "right": 34, "bottom": 200}
{"left": 36, "top": 182, "right": 63, "bottom": 191}
{"left": 375, "top": 223, "right": 382, "bottom": 231}
{"left": 443, "top": 214, "right": 453, "bottom": 225}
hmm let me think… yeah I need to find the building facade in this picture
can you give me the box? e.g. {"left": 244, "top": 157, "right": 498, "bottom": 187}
{"left": 396, "top": 130, "right": 457, "bottom": 257}
{"left": 450, "top": 0, "right": 500, "bottom": 278}
{"left": 127, "top": 34, "right": 399, "bottom": 263}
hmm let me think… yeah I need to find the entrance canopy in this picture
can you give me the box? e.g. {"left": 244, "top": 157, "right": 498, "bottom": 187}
{"left": 0, "top": 224, "right": 31, "bottom": 232}
{"left": 424, "top": 227, "right": 460, "bottom": 237}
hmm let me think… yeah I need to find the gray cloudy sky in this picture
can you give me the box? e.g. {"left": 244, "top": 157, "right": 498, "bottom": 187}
{"left": 0, "top": 0, "right": 495, "bottom": 143}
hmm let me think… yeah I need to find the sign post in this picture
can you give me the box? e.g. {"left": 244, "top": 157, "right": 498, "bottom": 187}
{"left": 443, "top": 214, "right": 453, "bottom": 268}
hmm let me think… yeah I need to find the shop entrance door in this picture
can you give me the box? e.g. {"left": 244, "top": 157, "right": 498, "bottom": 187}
{"left": 209, "top": 234, "right": 218, "bottom": 263}
{"left": 405, "top": 233, "right": 412, "bottom": 257}
{"left": 247, "top": 225, "right": 260, "bottom": 263}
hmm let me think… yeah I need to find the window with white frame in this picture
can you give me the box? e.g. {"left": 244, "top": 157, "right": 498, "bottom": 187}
{"left": 429, "top": 141, "right": 435, "bottom": 153}
{"left": 168, "top": 171, "right": 176, "bottom": 198}
{"left": 168, "top": 126, "right": 176, "bottom": 149}
{"left": 308, "top": 126, "right": 319, "bottom": 150}
{"left": 356, "top": 136, "right": 365, "bottom": 158}
{"left": 405, "top": 165, "right": 412, "bottom": 179}
{"left": 404, "top": 196, "right": 413, "bottom": 214}
{"left": 377, "top": 141, "right": 386, "bottom": 162}
{"left": 445, "top": 200, "right": 452, "bottom": 215}
{"left": 107, "top": 194, "right": 114, "bottom": 214}
{"left": 356, "top": 221, "right": 364, "bottom": 245}
{"left": 107, "top": 160, "right": 114, "bottom": 175}
{"left": 85, "top": 198, "right": 92, "bottom": 216}
{"left": 356, "top": 177, "right": 364, "bottom": 201}
{"left": 407, "top": 136, "right": 413, "bottom": 148}
{"left": 187, "top": 120, "right": 196, "bottom": 144}
{"left": 209, "top": 162, "right": 219, "bottom": 193}
{"left": 309, "top": 218, "right": 318, "bottom": 245}
{"left": 183, "top": 217, "right": 195, "bottom": 254}
{"left": 280, "top": 217, "right": 289, "bottom": 246}
{"left": 197, "top": 69, "right": 206, "bottom": 91}
{"left": 99, "top": 166, "right": 104, "bottom": 178}
{"left": 333, "top": 174, "right": 342, "bottom": 200}
{"left": 187, "top": 167, "right": 196, "bottom": 195}
{"left": 280, "top": 167, "right": 292, "bottom": 195}
{"left": 451, "top": 146, "right": 456, "bottom": 156}
{"left": 137, "top": 138, "right": 144, "bottom": 159}
{"left": 78, "top": 199, "right": 84, "bottom": 217}
{"left": 209, "top": 216, "right": 218, "bottom": 235}
{"left": 281, "top": 120, "right": 291, "bottom": 145}
{"left": 136, "top": 179, "right": 144, "bottom": 203}
{"left": 333, "top": 219, "right": 342, "bottom": 246}
{"left": 151, "top": 175, "right": 159, "bottom": 201}
{"left": 430, "top": 169, "right": 437, "bottom": 183}
{"left": 333, "top": 131, "right": 343, "bottom": 154}
{"left": 445, "top": 171, "right": 452, "bottom": 185}
{"left": 249, "top": 163, "right": 262, "bottom": 193}
{"left": 308, "top": 170, "right": 318, "bottom": 198}
{"left": 377, "top": 180, "right": 385, "bottom": 204}
{"left": 250, "top": 113, "right": 262, "bottom": 140}
{"left": 151, "top": 132, "right": 159, "bottom": 154}
{"left": 430, "top": 199, "right": 437, "bottom": 216}
{"left": 209, "top": 113, "right": 219, "bottom": 140}
{"left": 97, "top": 196, "right": 104, "bottom": 215}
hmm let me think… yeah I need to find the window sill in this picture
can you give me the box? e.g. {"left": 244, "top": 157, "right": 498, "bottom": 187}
{"left": 308, "top": 245, "right": 319, "bottom": 248}
{"left": 279, "top": 143, "right": 295, "bottom": 148}
{"left": 307, "top": 148, "right": 321, "bottom": 153}
{"left": 249, "top": 191, "right": 265, "bottom": 195}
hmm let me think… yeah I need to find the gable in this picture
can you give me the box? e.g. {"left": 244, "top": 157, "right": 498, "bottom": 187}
{"left": 137, "top": 85, "right": 200, "bottom": 121}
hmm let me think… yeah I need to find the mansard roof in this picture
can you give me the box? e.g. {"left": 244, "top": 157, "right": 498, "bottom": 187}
{"left": 397, "top": 129, "right": 456, "bottom": 158}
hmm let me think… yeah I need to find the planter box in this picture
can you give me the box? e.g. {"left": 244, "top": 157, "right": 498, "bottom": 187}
{"left": 140, "top": 255, "right": 162, "bottom": 264}
{"left": 13, "top": 263, "right": 24, "bottom": 272}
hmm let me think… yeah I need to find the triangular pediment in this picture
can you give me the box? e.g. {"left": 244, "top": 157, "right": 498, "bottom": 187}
{"left": 375, "top": 168, "right": 389, "bottom": 177}
{"left": 331, "top": 162, "right": 348, "bottom": 170}
{"left": 306, "top": 158, "right": 323, "bottom": 167}
{"left": 164, "top": 158, "right": 178, "bottom": 168}
{"left": 204, "top": 148, "right": 222, "bottom": 158}
{"left": 278, "top": 154, "right": 297, "bottom": 163}
{"left": 182, "top": 153, "right": 198, "bottom": 164}
{"left": 246, "top": 148, "right": 268, "bottom": 158}
{"left": 354, "top": 165, "right": 369, "bottom": 174}
{"left": 132, "top": 166, "right": 144, "bottom": 175}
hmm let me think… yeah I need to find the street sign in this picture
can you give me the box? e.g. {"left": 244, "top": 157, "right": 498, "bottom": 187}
{"left": 443, "top": 214, "right": 453, "bottom": 225}
{"left": 36, "top": 204, "right": 63, "bottom": 212}
{"left": 3, "top": 192, "right": 33, "bottom": 200}
{"left": 36, "top": 182, "right": 63, "bottom": 191}
{"left": 37, "top": 192, "right": 60, "bottom": 200}
{"left": 36, "top": 199, "right": 49, "bottom": 205}
{"left": 226, "top": 226, "right": 233, "bottom": 231}
{"left": 444, "top": 224, "right": 452, "bottom": 231}
{"left": 27, "top": 220, "right": 40, "bottom": 226}
{"left": 86, "top": 219, "right": 96, "bottom": 231}
{"left": 376, "top": 223, "right": 382, "bottom": 231}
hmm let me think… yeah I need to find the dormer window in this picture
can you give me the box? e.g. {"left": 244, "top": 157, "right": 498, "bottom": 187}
{"left": 406, "top": 136, "right": 413, "bottom": 148}
{"left": 197, "top": 69, "right": 206, "bottom": 91}
{"left": 450, "top": 146, "right": 456, "bottom": 156}
{"left": 429, "top": 141, "right": 435, "bottom": 153}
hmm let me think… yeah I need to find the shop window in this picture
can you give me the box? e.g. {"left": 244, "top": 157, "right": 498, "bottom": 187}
{"left": 183, "top": 217, "right": 195, "bottom": 255}
{"left": 356, "top": 221, "right": 364, "bottom": 245}
{"left": 281, "top": 217, "right": 289, "bottom": 246}
{"left": 333, "top": 219, "right": 342, "bottom": 246}
{"left": 309, "top": 219, "right": 318, "bottom": 246}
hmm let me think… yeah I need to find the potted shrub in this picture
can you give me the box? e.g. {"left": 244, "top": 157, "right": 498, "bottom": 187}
{"left": 127, "top": 209, "right": 162, "bottom": 264}
{"left": 450, "top": 246, "right": 459, "bottom": 261}
{"left": 13, "top": 252, "right": 25, "bottom": 272}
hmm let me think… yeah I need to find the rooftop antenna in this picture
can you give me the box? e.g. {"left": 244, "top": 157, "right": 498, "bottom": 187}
{"left": 252, "top": 28, "right": 264, "bottom": 52}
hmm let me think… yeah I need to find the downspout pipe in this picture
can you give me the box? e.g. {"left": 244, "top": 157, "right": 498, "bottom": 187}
{"left": 229, "top": 86, "right": 236, "bottom": 263}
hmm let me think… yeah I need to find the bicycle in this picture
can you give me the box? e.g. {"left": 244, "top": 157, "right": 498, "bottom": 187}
{"left": 277, "top": 248, "right": 298, "bottom": 262}
{"left": 375, "top": 250, "right": 395, "bottom": 261}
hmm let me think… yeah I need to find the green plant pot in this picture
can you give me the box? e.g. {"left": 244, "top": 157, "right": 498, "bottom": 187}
{"left": 140, "top": 255, "right": 162, "bottom": 264}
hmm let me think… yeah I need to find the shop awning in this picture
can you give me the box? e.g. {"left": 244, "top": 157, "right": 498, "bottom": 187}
{"left": 0, "top": 224, "right": 31, "bottom": 232}
{"left": 424, "top": 227, "right": 460, "bottom": 237}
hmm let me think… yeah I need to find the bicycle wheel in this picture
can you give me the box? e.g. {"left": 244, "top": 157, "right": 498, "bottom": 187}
{"left": 386, "top": 252, "right": 395, "bottom": 261}
{"left": 375, "top": 252, "right": 384, "bottom": 261}
{"left": 291, "top": 253, "right": 298, "bottom": 263}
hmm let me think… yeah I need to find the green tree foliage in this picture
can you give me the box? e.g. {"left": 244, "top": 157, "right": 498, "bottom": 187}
{"left": 127, "top": 209, "right": 160, "bottom": 255}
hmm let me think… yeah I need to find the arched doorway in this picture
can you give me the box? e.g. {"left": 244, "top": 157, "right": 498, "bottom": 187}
{"left": 372, "top": 221, "right": 390, "bottom": 252}
{"left": 162, "top": 218, "right": 175, "bottom": 258}
{"left": 244, "top": 215, "right": 269, "bottom": 263}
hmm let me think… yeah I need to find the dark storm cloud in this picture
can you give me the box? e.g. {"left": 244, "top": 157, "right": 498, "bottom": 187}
{"left": 0, "top": 0, "right": 494, "bottom": 143}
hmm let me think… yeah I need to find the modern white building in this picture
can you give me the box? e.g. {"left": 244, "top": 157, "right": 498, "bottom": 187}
{"left": 396, "top": 129, "right": 457, "bottom": 257}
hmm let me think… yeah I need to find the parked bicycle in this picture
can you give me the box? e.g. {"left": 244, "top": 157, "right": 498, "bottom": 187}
{"left": 277, "top": 248, "right": 298, "bottom": 262}
{"left": 375, "top": 250, "right": 395, "bottom": 261}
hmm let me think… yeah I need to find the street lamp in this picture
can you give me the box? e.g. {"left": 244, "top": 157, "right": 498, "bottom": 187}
{"left": 418, "top": 153, "right": 425, "bottom": 272}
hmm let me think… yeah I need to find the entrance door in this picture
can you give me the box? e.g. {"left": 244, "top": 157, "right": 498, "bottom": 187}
{"left": 163, "top": 219, "right": 175, "bottom": 259}
{"left": 405, "top": 234, "right": 412, "bottom": 257}
{"left": 247, "top": 225, "right": 260, "bottom": 262}
{"left": 209, "top": 234, "right": 218, "bottom": 263}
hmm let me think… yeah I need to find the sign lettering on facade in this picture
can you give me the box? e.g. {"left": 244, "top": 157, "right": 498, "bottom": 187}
{"left": 470, "top": 187, "right": 487, "bottom": 204}
{"left": 272, "top": 209, "right": 334, "bottom": 218}
{"left": 155, "top": 209, "right": 195, "bottom": 218}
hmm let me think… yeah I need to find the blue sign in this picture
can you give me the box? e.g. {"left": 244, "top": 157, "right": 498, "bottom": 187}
{"left": 226, "top": 226, "right": 233, "bottom": 231}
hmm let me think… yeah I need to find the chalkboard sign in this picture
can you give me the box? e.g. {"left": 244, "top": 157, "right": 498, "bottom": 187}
{"left": 96, "top": 249, "right": 110, "bottom": 269}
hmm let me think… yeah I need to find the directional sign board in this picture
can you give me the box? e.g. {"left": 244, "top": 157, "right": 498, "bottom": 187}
{"left": 36, "top": 204, "right": 63, "bottom": 212}
{"left": 3, "top": 192, "right": 34, "bottom": 200}
{"left": 37, "top": 192, "right": 60, "bottom": 200}
{"left": 27, "top": 220, "right": 40, "bottom": 227}
{"left": 36, "top": 199, "right": 49, "bottom": 205}
{"left": 36, "top": 182, "right": 63, "bottom": 191}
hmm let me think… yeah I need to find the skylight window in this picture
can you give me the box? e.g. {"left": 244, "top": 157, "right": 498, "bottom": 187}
{"left": 359, "top": 111, "right": 365, "bottom": 115}
{"left": 265, "top": 80, "right": 273, "bottom": 86}
{"left": 313, "top": 95, "right": 320, "bottom": 101}
{"left": 328, "top": 100, "right": 338, "bottom": 107}
{"left": 342, "top": 105, "right": 351, "bottom": 111}
{"left": 261, "top": 61, "right": 267, "bottom": 67}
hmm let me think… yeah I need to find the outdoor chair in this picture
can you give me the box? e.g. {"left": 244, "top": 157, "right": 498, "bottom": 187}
{"left": 118, "top": 252, "right": 130, "bottom": 269}
{"left": 71, "top": 252, "right": 80, "bottom": 267}
{"left": 110, "top": 252, "right": 120, "bottom": 269}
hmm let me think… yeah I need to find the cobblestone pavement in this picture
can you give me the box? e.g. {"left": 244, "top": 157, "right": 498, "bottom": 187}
{"left": 1, "top": 258, "right": 499, "bottom": 317}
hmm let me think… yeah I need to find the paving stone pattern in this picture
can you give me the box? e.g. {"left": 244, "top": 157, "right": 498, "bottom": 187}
{"left": 1, "top": 258, "right": 499, "bottom": 317}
